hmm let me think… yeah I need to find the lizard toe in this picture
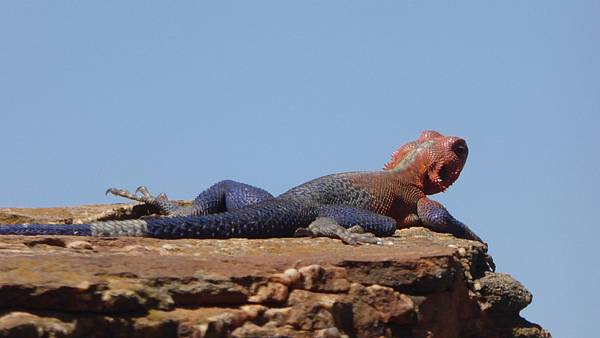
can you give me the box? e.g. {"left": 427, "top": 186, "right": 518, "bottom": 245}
{"left": 293, "top": 227, "right": 313, "bottom": 238}
{"left": 106, "top": 187, "right": 144, "bottom": 202}
{"left": 135, "top": 186, "right": 153, "bottom": 198}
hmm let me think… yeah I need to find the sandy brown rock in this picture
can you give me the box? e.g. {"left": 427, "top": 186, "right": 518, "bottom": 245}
{"left": 0, "top": 204, "right": 551, "bottom": 338}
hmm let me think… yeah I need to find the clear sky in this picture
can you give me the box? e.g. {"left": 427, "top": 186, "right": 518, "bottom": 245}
{"left": 1, "top": 2, "right": 597, "bottom": 336}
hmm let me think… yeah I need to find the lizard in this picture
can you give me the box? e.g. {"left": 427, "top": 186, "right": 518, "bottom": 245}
{"left": 0, "top": 130, "right": 486, "bottom": 251}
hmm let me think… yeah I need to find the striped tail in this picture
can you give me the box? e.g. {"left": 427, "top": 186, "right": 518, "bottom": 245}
{"left": 0, "top": 199, "right": 318, "bottom": 239}
{"left": 0, "top": 219, "right": 148, "bottom": 236}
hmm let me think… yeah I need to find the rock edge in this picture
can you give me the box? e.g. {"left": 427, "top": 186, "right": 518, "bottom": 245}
{"left": 0, "top": 204, "right": 551, "bottom": 338}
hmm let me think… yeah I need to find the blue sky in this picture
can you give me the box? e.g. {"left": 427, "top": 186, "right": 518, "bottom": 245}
{"left": 1, "top": 2, "right": 598, "bottom": 336}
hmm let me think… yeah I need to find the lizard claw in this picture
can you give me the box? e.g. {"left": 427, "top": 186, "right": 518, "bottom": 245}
{"left": 106, "top": 188, "right": 142, "bottom": 202}
{"left": 135, "top": 186, "right": 169, "bottom": 201}
{"left": 135, "top": 186, "right": 152, "bottom": 198}
{"left": 294, "top": 227, "right": 313, "bottom": 237}
{"left": 106, "top": 186, "right": 169, "bottom": 203}
{"left": 106, "top": 185, "right": 179, "bottom": 216}
{"left": 106, "top": 187, "right": 144, "bottom": 201}
{"left": 477, "top": 241, "right": 496, "bottom": 272}
{"left": 484, "top": 253, "right": 496, "bottom": 272}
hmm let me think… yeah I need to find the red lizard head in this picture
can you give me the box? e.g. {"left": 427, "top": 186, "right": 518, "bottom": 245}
{"left": 384, "top": 130, "right": 468, "bottom": 194}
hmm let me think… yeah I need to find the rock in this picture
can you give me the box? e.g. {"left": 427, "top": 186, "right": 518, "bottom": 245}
{"left": 298, "top": 265, "right": 351, "bottom": 292}
{"left": 0, "top": 205, "right": 551, "bottom": 338}
{"left": 248, "top": 281, "right": 289, "bottom": 303}
{"left": 24, "top": 237, "right": 67, "bottom": 248}
{"left": 66, "top": 240, "right": 94, "bottom": 250}
{"left": 349, "top": 283, "right": 415, "bottom": 326}
{"left": 477, "top": 272, "right": 533, "bottom": 316}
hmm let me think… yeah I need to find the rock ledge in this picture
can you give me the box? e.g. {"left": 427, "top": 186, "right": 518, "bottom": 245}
{"left": 0, "top": 204, "right": 551, "bottom": 338}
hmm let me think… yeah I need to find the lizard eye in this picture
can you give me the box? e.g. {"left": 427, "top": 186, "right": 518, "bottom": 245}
{"left": 452, "top": 140, "right": 468, "bottom": 158}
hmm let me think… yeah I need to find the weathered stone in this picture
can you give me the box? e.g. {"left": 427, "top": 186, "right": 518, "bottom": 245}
{"left": 348, "top": 283, "right": 416, "bottom": 338}
{"left": 66, "top": 240, "right": 94, "bottom": 250}
{"left": 410, "top": 273, "right": 479, "bottom": 338}
{"left": 0, "top": 312, "right": 74, "bottom": 338}
{"left": 24, "top": 237, "right": 67, "bottom": 248}
{"left": 248, "top": 281, "right": 289, "bottom": 303}
{"left": 261, "top": 307, "right": 292, "bottom": 327}
{"left": 232, "top": 322, "right": 315, "bottom": 338}
{"left": 0, "top": 204, "right": 551, "bottom": 337}
{"left": 286, "top": 289, "right": 351, "bottom": 332}
{"left": 156, "top": 276, "right": 249, "bottom": 307}
{"left": 287, "top": 289, "right": 346, "bottom": 308}
{"left": 287, "top": 301, "right": 336, "bottom": 331}
{"left": 340, "top": 255, "right": 459, "bottom": 294}
{"left": 350, "top": 284, "right": 415, "bottom": 325}
{"left": 476, "top": 272, "right": 533, "bottom": 316}
{"left": 269, "top": 268, "right": 301, "bottom": 286}
{"left": 298, "top": 265, "right": 350, "bottom": 292}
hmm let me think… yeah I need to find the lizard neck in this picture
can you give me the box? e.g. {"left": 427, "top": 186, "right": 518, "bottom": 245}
{"left": 383, "top": 166, "right": 426, "bottom": 192}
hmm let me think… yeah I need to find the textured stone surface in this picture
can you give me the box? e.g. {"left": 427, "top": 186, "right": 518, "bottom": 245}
{"left": 0, "top": 204, "right": 551, "bottom": 338}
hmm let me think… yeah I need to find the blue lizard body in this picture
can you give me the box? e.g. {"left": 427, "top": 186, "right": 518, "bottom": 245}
{"left": 0, "top": 131, "right": 484, "bottom": 246}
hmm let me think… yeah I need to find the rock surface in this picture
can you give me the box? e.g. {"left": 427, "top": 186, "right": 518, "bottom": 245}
{"left": 0, "top": 204, "right": 551, "bottom": 338}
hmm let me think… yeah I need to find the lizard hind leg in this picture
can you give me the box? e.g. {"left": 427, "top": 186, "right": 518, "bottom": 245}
{"left": 294, "top": 217, "right": 385, "bottom": 245}
{"left": 183, "top": 180, "right": 274, "bottom": 216}
{"left": 294, "top": 205, "right": 398, "bottom": 245}
{"left": 108, "top": 180, "right": 275, "bottom": 218}
{"left": 106, "top": 186, "right": 181, "bottom": 215}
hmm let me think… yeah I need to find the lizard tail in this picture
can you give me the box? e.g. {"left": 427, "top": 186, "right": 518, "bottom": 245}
{"left": 143, "top": 199, "right": 319, "bottom": 238}
{"left": 0, "top": 199, "right": 318, "bottom": 239}
{"left": 0, "top": 219, "right": 147, "bottom": 236}
{"left": 0, "top": 223, "right": 93, "bottom": 236}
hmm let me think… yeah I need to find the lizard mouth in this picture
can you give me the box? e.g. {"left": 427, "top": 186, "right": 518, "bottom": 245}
{"left": 438, "top": 165, "right": 460, "bottom": 185}
{"left": 434, "top": 163, "right": 461, "bottom": 191}
{"left": 438, "top": 164, "right": 452, "bottom": 183}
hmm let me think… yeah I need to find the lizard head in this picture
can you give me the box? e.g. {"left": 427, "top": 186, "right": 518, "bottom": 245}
{"left": 384, "top": 130, "right": 468, "bottom": 194}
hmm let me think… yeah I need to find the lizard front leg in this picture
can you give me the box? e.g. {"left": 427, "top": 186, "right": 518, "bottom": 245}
{"left": 416, "top": 197, "right": 482, "bottom": 242}
{"left": 417, "top": 197, "right": 495, "bottom": 271}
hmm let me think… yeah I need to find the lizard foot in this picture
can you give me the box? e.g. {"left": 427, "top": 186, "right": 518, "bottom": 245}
{"left": 482, "top": 250, "right": 496, "bottom": 272}
{"left": 476, "top": 241, "right": 496, "bottom": 272}
{"left": 106, "top": 186, "right": 169, "bottom": 203}
{"left": 294, "top": 217, "right": 387, "bottom": 245}
{"left": 106, "top": 186, "right": 175, "bottom": 215}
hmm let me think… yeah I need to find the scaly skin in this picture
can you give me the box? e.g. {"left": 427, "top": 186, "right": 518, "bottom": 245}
{"left": 0, "top": 130, "right": 485, "bottom": 249}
